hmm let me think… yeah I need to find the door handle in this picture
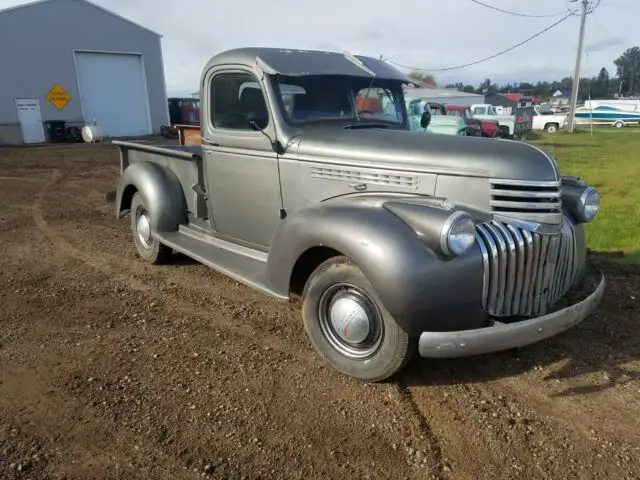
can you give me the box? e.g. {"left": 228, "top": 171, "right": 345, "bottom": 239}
{"left": 349, "top": 182, "right": 367, "bottom": 191}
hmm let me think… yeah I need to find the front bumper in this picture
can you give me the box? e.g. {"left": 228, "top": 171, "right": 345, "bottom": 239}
{"left": 418, "top": 271, "right": 605, "bottom": 358}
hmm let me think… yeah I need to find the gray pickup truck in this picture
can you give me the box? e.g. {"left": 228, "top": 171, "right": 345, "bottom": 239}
{"left": 113, "top": 47, "right": 605, "bottom": 382}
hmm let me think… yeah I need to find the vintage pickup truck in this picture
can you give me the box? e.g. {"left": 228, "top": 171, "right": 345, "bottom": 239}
{"left": 470, "top": 103, "right": 535, "bottom": 138}
{"left": 112, "top": 47, "right": 605, "bottom": 382}
{"left": 407, "top": 100, "right": 468, "bottom": 136}
{"left": 444, "top": 105, "right": 501, "bottom": 138}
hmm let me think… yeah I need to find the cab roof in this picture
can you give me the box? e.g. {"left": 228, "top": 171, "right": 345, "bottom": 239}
{"left": 202, "top": 47, "right": 415, "bottom": 84}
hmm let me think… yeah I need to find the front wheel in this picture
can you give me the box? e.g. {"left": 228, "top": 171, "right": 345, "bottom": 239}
{"left": 302, "top": 256, "right": 416, "bottom": 382}
{"left": 544, "top": 123, "right": 559, "bottom": 133}
{"left": 130, "top": 192, "right": 172, "bottom": 264}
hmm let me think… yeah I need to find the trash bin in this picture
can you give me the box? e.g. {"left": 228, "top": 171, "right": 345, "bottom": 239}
{"left": 43, "top": 120, "right": 66, "bottom": 143}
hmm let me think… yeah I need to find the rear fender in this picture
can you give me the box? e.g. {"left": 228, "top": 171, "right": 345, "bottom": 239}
{"left": 267, "top": 195, "right": 485, "bottom": 335}
{"left": 115, "top": 161, "right": 187, "bottom": 233}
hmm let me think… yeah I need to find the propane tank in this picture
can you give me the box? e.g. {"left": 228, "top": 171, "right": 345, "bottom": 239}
{"left": 81, "top": 124, "right": 103, "bottom": 143}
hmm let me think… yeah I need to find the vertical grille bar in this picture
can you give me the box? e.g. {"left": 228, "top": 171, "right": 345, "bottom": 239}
{"left": 475, "top": 217, "right": 579, "bottom": 318}
{"left": 476, "top": 225, "right": 499, "bottom": 314}
{"left": 476, "top": 233, "right": 490, "bottom": 311}
{"left": 552, "top": 223, "right": 569, "bottom": 303}
{"left": 505, "top": 224, "right": 525, "bottom": 315}
{"left": 492, "top": 222, "right": 517, "bottom": 315}
{"left": 520, "top": 230, "right": 534, "bottom": 316}
{"left": 533, "top": 235, "right": 550, "bottom": 315}
{"left": 484, "top": 223, "right": 508, "bottom": 316}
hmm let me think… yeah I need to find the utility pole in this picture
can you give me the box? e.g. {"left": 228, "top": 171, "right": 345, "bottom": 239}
{"left": 618, "top": 66, "right": 624, "bottom": 97}
{"left": 567, "top": 0, "right": 589, "bottom": 133}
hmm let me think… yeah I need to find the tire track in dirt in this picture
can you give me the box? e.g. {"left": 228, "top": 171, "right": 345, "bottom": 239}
{"left": 31, "top": 170, "right": 310, "bottom": 362}
{"left": 491, "top": 376, "right": 640, "bottom": 442}
{"left": 395, "top": 383, "right": 444, "bottom": 476}
{"left": 31, "top": 167, "right": 449, "bottom": 471}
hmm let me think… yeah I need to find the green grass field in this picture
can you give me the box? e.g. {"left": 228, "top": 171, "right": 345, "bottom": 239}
{"left": 529, "top": 128, "right": 640, "bottom": 257}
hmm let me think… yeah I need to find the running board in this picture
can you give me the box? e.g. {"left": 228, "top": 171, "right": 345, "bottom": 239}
{"left": 154, "top": 228, "right": 288, "bottom": 301}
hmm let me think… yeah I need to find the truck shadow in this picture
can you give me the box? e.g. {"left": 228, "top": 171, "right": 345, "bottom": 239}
{"left": 396, "top": 253, "right": 640, "bottom": 397}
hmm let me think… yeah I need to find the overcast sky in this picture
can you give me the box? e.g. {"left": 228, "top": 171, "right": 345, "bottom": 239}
{"left": 4, "top": 0, "right": 639, "bottom": 96}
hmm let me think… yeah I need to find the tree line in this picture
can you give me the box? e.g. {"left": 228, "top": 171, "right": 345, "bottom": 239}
{"left": 407, "top": 46, "right": 640, "bottom": 100}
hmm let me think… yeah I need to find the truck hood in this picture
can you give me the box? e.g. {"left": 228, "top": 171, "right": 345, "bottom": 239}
{"left": 290, "top": 125, "right": 559, "bottom": 181}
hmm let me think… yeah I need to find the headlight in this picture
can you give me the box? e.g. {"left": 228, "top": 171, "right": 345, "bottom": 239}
{"left": 441, "top": 211, "right": 476, "bottom": 256}
{"left": 579, "top": 187, "right": 600, "bottom": 221}
{"left": 382, "top": 199, "right": 477, "bottom": 258}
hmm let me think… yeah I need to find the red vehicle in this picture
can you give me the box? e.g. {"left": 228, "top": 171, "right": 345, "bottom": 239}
{"left": 160, "top": 97, "right": 201, "bottom": 140}
{"left": 444, "top": 105, "right": 501, "bottom": 138}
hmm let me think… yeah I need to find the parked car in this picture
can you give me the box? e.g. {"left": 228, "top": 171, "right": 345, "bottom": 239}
{"left": 407, "top": 100, "right": 467, "bottom": 136}
{"left": 444, "top": 105, "right": 500, "bottom": 138}
{"left": 530, "top": 105, "right": 567, "bottom": 132}
{"left": 112, "top": 47, "right": 605, "bottom": 383}
{"left": 469, "top": 103, "right": 534, "bottom": 138}
{"left": 161, "top": 97, "right": 201, "bottom": 139}
{"left": 168, "top": 97, "right": 200, "bottom": 126}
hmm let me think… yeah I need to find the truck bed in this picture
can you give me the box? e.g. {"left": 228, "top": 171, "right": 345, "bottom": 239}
{"left": 112, "top": 140, "right": 201, "bottom": 161}
{"left": 111, "top": 140, "right": 206, "bottom": 220}
{"left": 111, "top": 139, "right": 287, "bottom": 300}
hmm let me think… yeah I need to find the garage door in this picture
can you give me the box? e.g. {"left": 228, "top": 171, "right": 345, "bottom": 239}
{"left": 75, "top": 52, "right": 151, "bottom": 137}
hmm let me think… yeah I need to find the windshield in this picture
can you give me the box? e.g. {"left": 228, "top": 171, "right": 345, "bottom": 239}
{"left": 273, "top": 75, "right": 405, "bottom": 126}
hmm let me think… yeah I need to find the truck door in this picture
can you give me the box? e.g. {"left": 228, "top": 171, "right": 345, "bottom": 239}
{"left": 202, "top": 69, "right": 282, "bottom": 249}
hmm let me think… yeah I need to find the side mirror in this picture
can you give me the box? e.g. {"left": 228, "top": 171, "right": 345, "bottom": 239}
{"left": 420, "top": 111, "right": 432, "bottom": 129}
{"left": 247, "top": 111, "right": 267, "bottom": 131}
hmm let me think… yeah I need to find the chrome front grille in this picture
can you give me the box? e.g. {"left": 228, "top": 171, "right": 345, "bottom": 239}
{"left": 475, "top": 218, "right": 578, "bottom": 317}
{"left": 490, "top": 178, "right": 563, "bottom": 225}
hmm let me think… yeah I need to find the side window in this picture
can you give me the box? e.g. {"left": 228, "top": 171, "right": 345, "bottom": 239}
{"left": 210, "top": 73, "right": 269, "bottom": 130}
{"left": 355, "top": 87, "right": 402, "bottom": 123}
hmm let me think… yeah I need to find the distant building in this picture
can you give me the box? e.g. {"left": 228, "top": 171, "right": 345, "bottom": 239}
{"left": 484, "top": 93, "right": 542, "bottom": 114}
{"left": 403, "top": 88, "right": 484, "bottom": 108}
{"left": 0, "top": 0, "right": 169, "bottom": 144}
{"left": 403, "top": 79, "right": 437, "bottom": 89}
{"left": 550, "top": 90, "right": 572, "bottom": 107}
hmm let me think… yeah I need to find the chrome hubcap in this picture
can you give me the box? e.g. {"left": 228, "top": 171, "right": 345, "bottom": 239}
{"left": 329, "top": 296, "right": 370, "bottom": 344}
{"left": 136, "top": 210, "right": 152, "bottom": 249}
{"left": 318, "top": 283, "right": 383, "bottom": 359}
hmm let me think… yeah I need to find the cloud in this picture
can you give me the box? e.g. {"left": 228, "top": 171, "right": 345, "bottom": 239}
{"left": 585, "top": 37, "right": 623, "bottom": 54}
{"left": 2, "top": 0, "right": 638, "bottom": 94}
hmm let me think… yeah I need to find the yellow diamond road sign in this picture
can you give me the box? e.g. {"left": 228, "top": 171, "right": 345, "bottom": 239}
{"left": 46, "top": 84, "right": 71, "bottom": 110}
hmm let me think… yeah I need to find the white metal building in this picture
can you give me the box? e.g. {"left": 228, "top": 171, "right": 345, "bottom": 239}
{"left": 403, "top": 88, "right": 484, "bottom": 108}
{"left": 0, "top": 0, "right": 169, "bottom": 144}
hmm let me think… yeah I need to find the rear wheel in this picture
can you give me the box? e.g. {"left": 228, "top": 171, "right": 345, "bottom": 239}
{"left": 130, "top": 192, "right": 172, "bottom": 264}
{"left": 544, "top": 123, "right": 559, "bottom": 133}
{"left": 614, "top": 121, "right": 624, "bottom": 129}
{"left": 301, "top": 256, "right": 416, "bottom": 382}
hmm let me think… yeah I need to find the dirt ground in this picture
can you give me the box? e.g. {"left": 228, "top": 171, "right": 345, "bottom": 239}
{"left": 0, "top": 141, "right": 638, "bottom": 480}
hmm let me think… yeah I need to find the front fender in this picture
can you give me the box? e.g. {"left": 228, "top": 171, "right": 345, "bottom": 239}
{"left": 115, "top": 161, "right": 187, "bottom": 233}
{"left": 267, "top": 197, "right": 486, "bottom": 335}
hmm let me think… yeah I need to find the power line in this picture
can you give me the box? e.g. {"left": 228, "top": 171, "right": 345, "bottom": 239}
{"left": 468, "top": 0, "right": 571, "bottom": 18}
{"left": 383, "top": 13, "right": 574, "bottom": 73}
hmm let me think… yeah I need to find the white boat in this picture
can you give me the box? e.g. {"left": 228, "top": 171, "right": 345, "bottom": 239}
{"left": 574, "top": 100, "right": 640, "bottom": 127}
